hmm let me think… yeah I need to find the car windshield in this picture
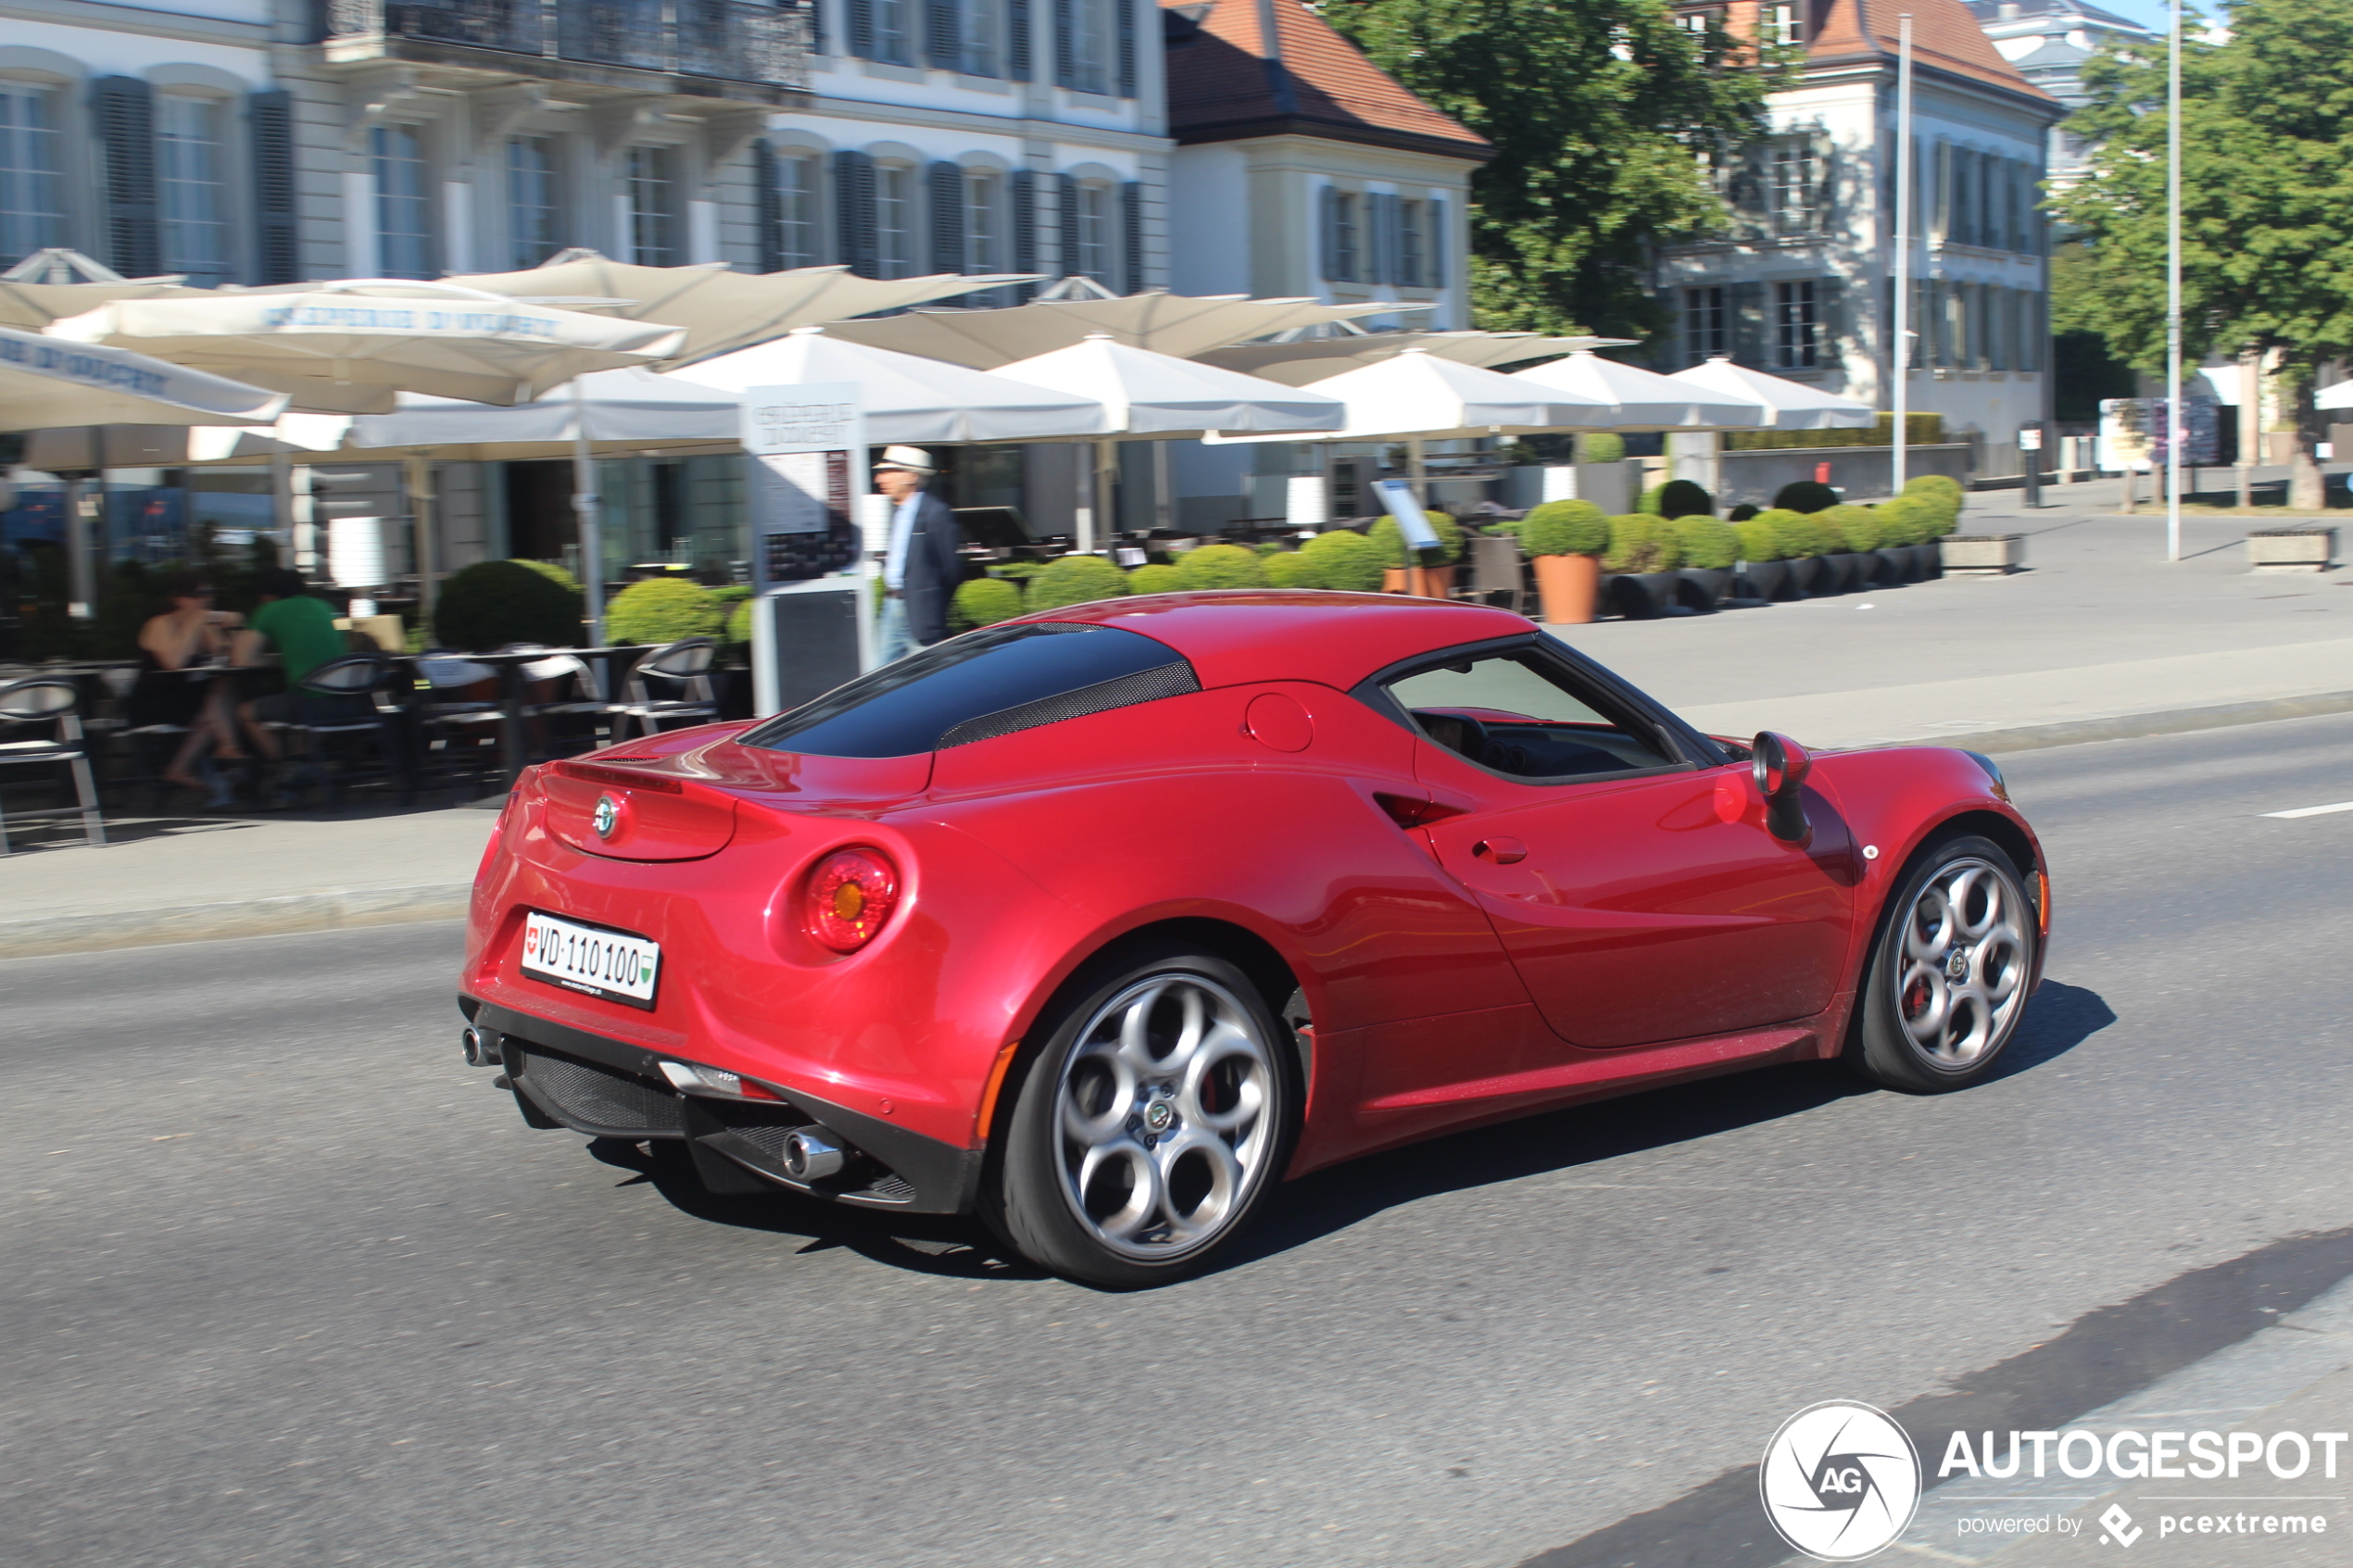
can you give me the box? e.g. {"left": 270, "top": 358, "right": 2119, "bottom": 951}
{"left": 740, "top": 622, "right": 1196, "bottom": 759}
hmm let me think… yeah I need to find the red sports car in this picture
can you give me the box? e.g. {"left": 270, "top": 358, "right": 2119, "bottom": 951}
{"left": 459, "top": 592, "right": 2046, "bottom": 1286}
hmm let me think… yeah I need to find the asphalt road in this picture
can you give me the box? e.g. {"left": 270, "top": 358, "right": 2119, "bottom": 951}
{"left": 6, "top": 713, "right": 2352, "bottom": 1568}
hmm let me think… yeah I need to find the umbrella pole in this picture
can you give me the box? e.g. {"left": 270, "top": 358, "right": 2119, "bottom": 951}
{"left": 571, "top": 379, "right": 604, "bottom": 646}
{"left": 64, "top": 462, "right": 95, "bottom": 619}
{"left": 406, "top": 452, "right": 437, "bottom": 629}
{"left": 269, "top": 446, "right": 293, "bottom": 569}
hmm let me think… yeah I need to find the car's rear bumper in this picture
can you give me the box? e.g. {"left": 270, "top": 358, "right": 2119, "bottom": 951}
{"left": 464, "top": 996, "right": 985, "bottom": 1216}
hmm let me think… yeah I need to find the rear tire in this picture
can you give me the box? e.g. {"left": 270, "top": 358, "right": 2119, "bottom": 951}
{"left": 988, "top": 943, "right": 1295, "bottom": 1288}
{"left": 1849, "top": 834, "right": 2036, "bottom": 1093}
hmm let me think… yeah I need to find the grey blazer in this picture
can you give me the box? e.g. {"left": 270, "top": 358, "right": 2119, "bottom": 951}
{"left": 896, "top": 489, "right": 963, "bottom": 646}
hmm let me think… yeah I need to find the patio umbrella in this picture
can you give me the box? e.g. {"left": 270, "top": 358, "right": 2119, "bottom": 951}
{"left": 992, "top": 333, "right": 1346, "bottom": 549}
{"left": 818, "top": 287, "right": 1422, "bottom": 370}
{"left": 1199, "top": 330, "right": 1637, "bottom": 386}
{"left": 1207, "top": 349, "right": 1613, "bottom": 445}
{"left": 1508, "top": 350, "right": 1766, "bottom": 431}
{"left": 0, "top": 248, "right": 211, "bottom": 330}
{"left": 44, "top": 280, "right": 686, "bottom": 414}
{"left": 0, "top": 324, "right": 286, "bottom": 431}
{"left": 1667, "top": 356, "right": 1876, "bottom": 429}
{"left": 447, "top": 253, "right": 1036, "bottom": 364}
{"left": 667, "top": 325, "right": 1104, "bottom": 443}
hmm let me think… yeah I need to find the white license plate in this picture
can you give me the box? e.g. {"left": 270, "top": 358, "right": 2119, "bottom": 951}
{"left": 521, "top": 911, "right": 661, "bottom": 1010}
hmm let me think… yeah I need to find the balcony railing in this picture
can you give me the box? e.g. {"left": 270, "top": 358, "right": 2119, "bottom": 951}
{"left": 325, "top": 0, "right": 810, "bottom": 89}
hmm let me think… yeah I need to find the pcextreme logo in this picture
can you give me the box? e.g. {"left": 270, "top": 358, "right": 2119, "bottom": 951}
{"left": 1760, "top": 1401, "right": 1923, "bottom": 1562}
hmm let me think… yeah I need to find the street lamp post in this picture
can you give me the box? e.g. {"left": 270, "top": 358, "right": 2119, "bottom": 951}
{"left": 1892, "top": 15, "right": 1915, "bottom": 496}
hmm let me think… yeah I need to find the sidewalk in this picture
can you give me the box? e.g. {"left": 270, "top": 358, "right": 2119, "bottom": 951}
{"left": 3, "top": 482, "right": 2346, "bottom": 956}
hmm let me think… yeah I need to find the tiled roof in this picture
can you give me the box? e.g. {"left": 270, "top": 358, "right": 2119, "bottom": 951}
{"left": 1160, "top": 0, "right": 1493, "bottom": 159}
{"left": 1808, "top": 0, "right": 2058, "bottom": 102}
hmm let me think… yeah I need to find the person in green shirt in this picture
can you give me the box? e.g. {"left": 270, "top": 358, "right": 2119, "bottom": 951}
{"left": 234, "top": 569, "right": 367, "bottom": 759}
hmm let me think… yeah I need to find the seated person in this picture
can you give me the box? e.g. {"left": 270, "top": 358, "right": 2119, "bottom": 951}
{"left": 234, "top": 570, "right": 371, "bottom": 759}
{"left": 129, "top": 570, "right": 245, "bottom": 800}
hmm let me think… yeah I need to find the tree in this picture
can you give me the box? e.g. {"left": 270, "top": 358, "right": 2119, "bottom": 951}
{"left": 2055, "top": 0, "right": 2353, "bottom": 506}
{"left": 1321, "top": 0, "right": 1773, "bottom": 337}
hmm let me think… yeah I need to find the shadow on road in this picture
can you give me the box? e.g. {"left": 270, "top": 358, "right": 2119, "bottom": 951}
{"left": 610, "top": 979, "right": 2114, "bottom": 1287}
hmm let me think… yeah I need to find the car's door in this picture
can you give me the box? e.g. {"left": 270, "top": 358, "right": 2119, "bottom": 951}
{"left": 1374, "top": 638, "right": 1860, "bottom": 1050}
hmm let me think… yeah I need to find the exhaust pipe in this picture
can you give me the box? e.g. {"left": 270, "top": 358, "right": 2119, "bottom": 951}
{"left": 781, "top": 1126, "right": 844, "bottom": 1182}
{"left": 461, "top": 1026, "right": 505, "bottom": 1067}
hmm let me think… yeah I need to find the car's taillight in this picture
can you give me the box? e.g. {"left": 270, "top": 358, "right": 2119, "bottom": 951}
{"left": 805, "top": 847, "right": 900, "bottom": 953}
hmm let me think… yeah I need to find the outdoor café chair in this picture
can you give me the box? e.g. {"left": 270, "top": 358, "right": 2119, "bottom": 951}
{"left": 610, "top": 637, "right": 718, "bottom": 741}
{"left": 0, "top": 676, "right": 107, "bottom": 852}
{"left": 1468, "top": 533, "right": 1526, "bottom": 615}
{"left": 264, "top": 653, "right": 407, "bottom": 809}
{"left": 497, "top": 643, "right": 613, "bottom": 761}
{"left": 411, "top": 651, "right": 508, "bottom": 793}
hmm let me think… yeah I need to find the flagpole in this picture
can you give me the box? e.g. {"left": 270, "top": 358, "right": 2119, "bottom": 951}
{"left": 2165, "top": 0, "right": 2183, "bottom": 561}
{"left": 1892, "top": 15, "right": 1914, "bottom": 495}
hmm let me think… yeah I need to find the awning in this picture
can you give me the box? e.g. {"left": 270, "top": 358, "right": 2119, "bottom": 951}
{"left": 1205, "top": 347, "right": 1611, "bottom": 443}
{"left": 0, "top": 324, "right": 286, "bottom": 433}
{"left": 818, "top": 289, "right": 1425, "bottom": 370}
{"left": 1508, "top": 351, "right": 1766, "bottom": 431}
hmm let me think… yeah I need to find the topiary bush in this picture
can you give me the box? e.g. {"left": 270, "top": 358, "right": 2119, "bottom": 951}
{"left": 1806, "top": 512, "right": 1850, "bottom": 558}
{"left": 1637, "top": 483, "right": 1667, "bottom": 515}
{"left": 514, "top": 558, "right": 582, "bottom": 594}
{"left": 1518, "top": 499, "right": 1609, "bottom": 557}
{"left": 1026, "top": 553, "right": 1132, "bottom": 610}
{"left": 606, "top": 577, "right": 722, "bottom": 646}
{"left": 434, "top": 558, "right": 585, "bottom": 651}
{"left": 724, "top": 597, "right": 753, "bottom": 644}
{"left": 1254, "top": 540, "right": 1288, "bottom": 558}
{"left": 1734, "top": 518, "right": 1783, "bottom": 562}
{"left": 1755, "top": 508, "right": 1824, "bottom": 559}
{"left": 1727, "top": 503, "right": 1760, "bottom": 522}
{"left": 1904, "top": 473, "right": 1965, "bottom": 508}
{"left": 1174, "top": 543, "right": 1266, "bottom": 589}
{"left": 1367, "top": 513, "right": 1466, "bottom": 566}
{"left": 1656, "top": 479, "right": 1714, "bottom": 519}
{"left": 1263, "top": 551, "right": 1327, "bottom": 589}
{"left": 1299, "top": 529, "right": 1386, "bottom": 592}
{"left": 1670, "top": 515, "right": 1741, "bottom": 571}
{"left": 1824, "top": 504, "right": 1881, "bottom": 552}
{"left": 1864, "top": 497, "right": 1923, "bottom": 546}
{"left": 1576, "top": 432, "right": 1626, "bottom": 464}
{"left": 1604, "top": 514, "right": 1684, "bottom": 573}
{"left": 1126, "top": 562, "right": 1185, "bottom": 595}
{"left": 1772, "top": 480, "right": 1841, "bottom": 514}
{"left": 950, "top": 576, "right": 1025, "bottom": 631}
{"left": 1902, "top": 474, "right": 1965, "bottom": 535}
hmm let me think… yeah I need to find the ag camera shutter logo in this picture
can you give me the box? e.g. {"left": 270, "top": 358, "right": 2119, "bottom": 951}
{"left": 1760, "top": 1400, "right": 1923, "bottom": 1561}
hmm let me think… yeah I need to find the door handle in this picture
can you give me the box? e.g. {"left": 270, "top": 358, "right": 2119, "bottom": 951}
{"left": 1472, "top": 836, "right": 1528, "bottom": 864}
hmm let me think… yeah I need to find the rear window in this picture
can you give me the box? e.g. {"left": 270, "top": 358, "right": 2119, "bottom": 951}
{"left": 741, "top": 622, "right": 1198, "bottom": 759}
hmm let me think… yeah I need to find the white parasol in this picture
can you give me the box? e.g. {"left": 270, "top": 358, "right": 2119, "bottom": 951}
{"left": 0, "top": 324, "right": 286, "bottom": 432}
{"left": 818, "top": 286, "right": 1425, "bottom": 370}
{"left": 1667, "top": 357, "right": 1877, "bottom": 430}
{"left": 1507, "top": 350, "right": 1766, "bottom": 431}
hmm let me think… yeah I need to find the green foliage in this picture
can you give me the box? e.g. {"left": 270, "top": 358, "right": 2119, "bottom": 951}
{"left": 1254, "top": 540, "right": 1288, "bottom": 558}
{"left": 1366, "top": 513, "right": 1467, "bottom": 566}
{"left": 1127, "top": 562, "right": 1186, "bottom": 595}
{"left": 434, "top": 558, "right": 585, "bottom": 651}
{"left": 1299, "top": 529, "right": 1387, "bottom": 592}
{"left": 1518, "top": 498, "right": 1610, "bottom": 556}
{"left": 1668, "top": 514, "right": 1740, "bottom": 570}
{"left": 1733, "top": 518, "right": 1782, "bottom": 562}
{"left": 1636, "top": 482, "right": 1666, "bottom": 514}
{"left": 1868, "top": 496, "right": 1931, "bottom": 546}
{"left": 950, "top": 576, "right": 1026, "bottom": 631}
{"left": 1823, "top": 504, "right": 1881, "bottom": 552}
{"left": 1263, "top": 551, "right": 1327, "bottom": 589}
{"left": 1755, "top": 508, "right": 1824, "bottom": 559}
{"left": 606, "top": 577, "right": 721, "bottom": 646}
{"left": 1575, "top": 431, "right": 1625, "bottom": 464}
{"left": 1656, "top": 479, "right": 1713, "bottom": 518}
{"left": 1772, "top": 480, "right": 1840, "bottom": 514}
{"left": 1900, "top": 475, "right": 1964, "bottom": 536}
{"left": 1724, "top": 413, "right": 1943, "bottom": 450}
{"left": 1603, "top": 513, "right": 1683, "bottom": 573}
{"left": 1174, "top": 543, "right": 1267, "bottom": 589}
{"left": 1026, "top": 554, "right": 1132, "bottom": 610}
{"left": 513, "top": 558, "right": 582, "bottom": 594}
{"left": 1727, "top": 503, "right": 1759, "bottom": 521}
{"left": 1321, "top": 0, "right": 1774, "bottom": 335}
{"left": 724, "top": 598, "right": 752, "bottom": 644}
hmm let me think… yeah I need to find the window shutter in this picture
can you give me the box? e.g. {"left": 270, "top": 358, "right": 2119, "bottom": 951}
{"left": 928, "top": 160, "right": 966, "bottom": 275}
{"left": 834, "top": 149, "right": 878, "bottom": 277}
{"left": 93, "top": 76, "right": 159, "bottom": 279}
{"left": 754, "top": 139, "right": 786, "bottom": 272}
{"left": 1012, "top": 167, "right": 1038, "bottom": 298}
{"left": 927, "top": 0, "right": 961, "bottom": 69}
{"left": 1116, "top": 0, "right": 1138, "bottom": 97}
{"left": 1056, "top": 170, "right": 1080, "bottom": 278}
{"left": 1318, "top": 185, "right": 1337, "bottom": 282}
{"left": 1814, "top": 275, "right": 1845, "bottom": 365}
{"left": 1119, "top": 179, "right": 1142, "bottom": 294}
{"left": 1363, "top": 194, "right": 1384, "bottom": 285}
{"left": 806, "top": 0, "right": 825, "bottom": 55}
{"left": 1009, "top": 0, "right": 1033, "bottom": 80}
{"left": 849, "top": 0, "right": 875, "bottom": 59}
{"left": 1054, "top": 0, "right": 1076, "bottom": 87}
{"left": 248, "top": 88, "right": 298, "bottom": 285}
{"left": 1428, "top": 196, "right": 1445, "bottom": 288}
{"left": 1729, "top": 280, "right": 1768, "bottom": 367}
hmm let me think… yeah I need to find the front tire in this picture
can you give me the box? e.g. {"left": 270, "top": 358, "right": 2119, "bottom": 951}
{"left": 1849, "top": 834, "right": 2036, "bottom": 1093}
{"left": 989, "top": 945, "right": 1294, "bottom": 1288}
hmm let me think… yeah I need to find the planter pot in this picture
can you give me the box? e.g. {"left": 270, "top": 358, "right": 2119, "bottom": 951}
{"left": 1910, "top": 542, "right": 1944, "bottom": 579}
{"left": 1940, "top": 534, "right": 2026, "bottom": 574}
{"left": 1532, "top": 552, "right": 1601, "bottom": 623}
{"left": 1425, "top": 564, "right": 1457, "bottom": 597}
{"left": 1604, "top": 571, "right": 1679, "bottom": 620}
{"left": 1733, "top": 558, "right": 1789, "bottom": 601}
{"left": 1826, "top": 551, "right": 1876, "bottom": 592}
{"left": 1676, "top": 566, "right": 1732, "bottom": 611}
{"left": 1781, "top": 556, "right": 1821, "bottom": 596}
{"left": 1381, "top": 567, "right": 1408, "bottom": 594}
{"left": 2247, "top": 527, "right": 2336, "bottom": 572}
{"left": 1805, "top": 554, "right": 1848, "bottom": 595}
{"left": 1872, "top": 547, "right": 1918, "bottom": 585}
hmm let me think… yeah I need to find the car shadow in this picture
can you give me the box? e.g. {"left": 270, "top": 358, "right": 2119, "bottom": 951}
{"left": 612, "top": 979, "right": 2113, "bottom": 1288}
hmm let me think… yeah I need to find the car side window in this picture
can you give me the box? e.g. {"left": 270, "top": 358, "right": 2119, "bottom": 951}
{"left": 1383, "top": 649, "right": 1679, "bottom": 781}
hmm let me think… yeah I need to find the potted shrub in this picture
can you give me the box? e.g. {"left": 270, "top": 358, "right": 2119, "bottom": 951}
{"left": 1906, "top": 475, "right": 1965, "bottom": 576}
{"left": 1642, "top": 479, "right": 1714, "bottom": 518}
{"left": 1772, "top": 479, "right": 1840, "bottom": 514}
{"left": 1127, "top": 561, "right": 1187, "bottom": 594}
{"left": 606, "top": 577, "right": 723, "bottom": 645}
{"left": 433, "top": 558, "right": 585, "bottom": 651}
{"left": 1298, "top": 529, "right": 1388, "bottom": 593}
{"left": 1757, "top": 508, "right": 1826, "bottom": 596}
{"left": 1733, "top": 517, "right": 1790, "bottom": 601}
{"left": 1519, "top": 500, "right": 1610, "bottom": 623}
{"left": 1867, "top": 496, "right": 1936, "bottom": 581}
{"left": 1602, "top": 513, "right": 1685, "bottom": 619}
{"left": 1369, "top": 514, "right": 1466, "bottom": 596}
{"left": 1263, "top": 550, "right": 1327, "bottom": 588}
{"left": 1669, "top": 515, "right": 1740, "bottom": 609}
{"left": 950, "top": 576, "right": 1025, "bottom": 630}
{"left": 1174, "top": 542, "right": 1267, "bottom": 590}
{"left": 1026, "top": 554, "right": 1132, "bottom": 609}
{"left": 1821, "top": 504, "right": 1892, "bottom": 586}
{"left": 1727, "top": 503, "right": 1761, "bottom": 522}
{"left": 2247, "top": 527, "right": 2337, "bottom": 571}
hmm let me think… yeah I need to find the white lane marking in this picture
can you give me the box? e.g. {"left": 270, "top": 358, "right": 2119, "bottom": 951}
{"left": 2263, "top": 800, "right": 2353, "bottom": 819}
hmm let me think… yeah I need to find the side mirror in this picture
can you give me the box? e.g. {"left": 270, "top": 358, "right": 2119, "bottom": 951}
{"left": 1752, "top": 731, "right": 1812, "bottom": 842}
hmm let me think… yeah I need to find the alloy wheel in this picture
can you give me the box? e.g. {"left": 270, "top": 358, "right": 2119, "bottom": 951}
{"left": 1894, "top": 857, "right": 2030, "bottom": 1067}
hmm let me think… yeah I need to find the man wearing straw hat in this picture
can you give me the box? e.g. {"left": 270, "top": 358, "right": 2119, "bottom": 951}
{"left": 872, "top": 445, "right": 962, "bottom": 665}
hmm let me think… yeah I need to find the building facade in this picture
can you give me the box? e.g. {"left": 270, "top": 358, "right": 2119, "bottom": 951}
{"left": 1967, "top": 0, "right": 2153, "bottom": 192}
{"left": 1656, "top": 0, "right": 2063, "bottom": 489}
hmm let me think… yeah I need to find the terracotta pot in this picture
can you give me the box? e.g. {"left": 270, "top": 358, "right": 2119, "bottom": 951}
{"left": 1532, "top": 552, "right": 1601, "bottom": 623}
{"left": 1381, "top": 567, "right": 1409, "bottom": 594}
{"left": 1424, "top": 564, "right": 1456, "bottom": 598}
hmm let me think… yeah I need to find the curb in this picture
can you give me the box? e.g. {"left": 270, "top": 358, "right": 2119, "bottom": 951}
{"left": 0, "top": 883, "right": 471, "bottom": 960}
{"left": 1887, "top": 688, "right": 2353, "bottom": 757}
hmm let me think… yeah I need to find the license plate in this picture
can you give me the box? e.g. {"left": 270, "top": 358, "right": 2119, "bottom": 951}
{"left": 521, "top": 911, "right": 661, "bottom": 1010}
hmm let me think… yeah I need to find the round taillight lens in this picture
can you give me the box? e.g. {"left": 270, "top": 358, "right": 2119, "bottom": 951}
{"left": 805, "top": 847, "right": 900, "bottom": 953}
